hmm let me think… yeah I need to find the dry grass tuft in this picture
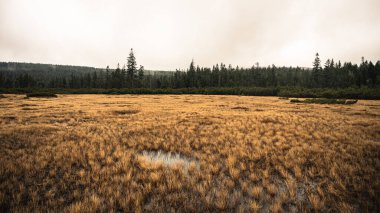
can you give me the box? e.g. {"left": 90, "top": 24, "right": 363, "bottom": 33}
{"left": 308, "top": 193, "right": 324, "bottom": 211}
{"left": 266, "top": 183, "right": 277, "bottom": 196}
{"left": 250, "top": 200, "right": 261, "bottom": 213}
{"left": 251, "top": 186, "right": 263, "bottom": 199}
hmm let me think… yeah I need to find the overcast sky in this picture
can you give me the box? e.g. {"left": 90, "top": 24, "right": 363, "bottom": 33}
{"left": 0, "top": 0, "right": 379, "bottom": 70}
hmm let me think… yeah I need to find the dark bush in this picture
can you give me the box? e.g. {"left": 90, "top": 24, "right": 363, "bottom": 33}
{"left": 345, "top": 99, "right": 358, "bottom": 104}
{"left": 290, "top": 98, "right": 358, "bottom": 105}
{"left": 26, "top": 92, "right": 57, "bottom": 98}
{"left": 113, "top": 110, "right": 140, "bottom": 115}
{"left": 290, "top": 99, "right": 302, "bottom": 103}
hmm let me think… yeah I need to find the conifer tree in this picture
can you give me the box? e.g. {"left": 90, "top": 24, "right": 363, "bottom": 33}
{"left": 312, "top": 53, "right": 322, "bottom": 87}
{"left": 138, "top": 65, "right": 144, "bottom": 87}
{"left": 105, "top": 66, "right": 110, "bottom": 88}
{"left": 187, "top": 59, "right": 196, "bottom": 87}
{"left": 127, "top": 48, "right": 137, "bottom": 87}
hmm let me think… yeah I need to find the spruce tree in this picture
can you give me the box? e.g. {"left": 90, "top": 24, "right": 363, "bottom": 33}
{"left": 114, "top": 63, "right": 121, "bottom": 88}
{"left": 187, "top": 59, "right": 196, "bottom": 87}
{"left": 375, "top": 61, "right": 380, "bottom": 86}
{"left": 323, "top": 59, "right": 331, "bottom": 87}
{"left": 121, "top": 65, "right": 127, "bottom": 88}
{"left": 312, "top": 53, "right": 321, "bottom": 87}
{"left": 105, "top": 66, "right": 110, "bottom": 89}
{"left": 127, "top": 48, "right": 137, "bottom": 87}
{"left": 138, "top": 65, "right": 144, "bottom": 87}
{"left": 368, "top": 61, "right": 375, "bottom": 87}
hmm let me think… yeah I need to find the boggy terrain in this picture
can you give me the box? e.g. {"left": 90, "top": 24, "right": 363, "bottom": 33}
{"left": 0, "top": 94, "right": 379, "bottom": 212}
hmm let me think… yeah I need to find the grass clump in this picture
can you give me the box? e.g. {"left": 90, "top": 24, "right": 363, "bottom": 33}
{"left": 26, "top": 92, "right": 57, "bottom": 98}
{"left": 290, "top": 98, "right": 358, "bottom": 105}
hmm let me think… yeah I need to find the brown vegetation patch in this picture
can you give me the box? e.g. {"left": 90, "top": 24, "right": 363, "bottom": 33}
{"left": 352, "top": 121, "right": 374, "bottom": 127}
{"left": 1, "top": 116, "right": 17, "bottom": 123}
{"left": 349, "top": 112, "right": 379, "bottom": 118}
{"left": 112, "top": 109, "right": 140, "bottom": 115}
{"left": 0, "top": 125, "right": 59, "bottom": 150}
{"left": 282, "top": 110, "right": 311, "bottom": 113}
{"left": 0, "top": 94, "right": 378, "bottom": 212}
{"left": 21, "top": 107, "right": 36, "bottom": 110}
{"left": 231, "top": 106, "right": 249, "bottom": 111}
{"left": 19, "top": 104, "right": 38, "bottom": 107}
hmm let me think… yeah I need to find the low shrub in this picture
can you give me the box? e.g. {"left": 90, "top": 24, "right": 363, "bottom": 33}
{"left": 345, "top": 99, "right": 358, "bottom": 104}
{"left": 290, "top": 98, "right": 358, "bottom": 105}
{"left": 26, "top": 92, "right": 57, "bottom": 98}
{"left": 113, "top": 110, "right": 140, "bottom": 115}
{"left": 290, "top": 99, "right": 302, "bottom": 103}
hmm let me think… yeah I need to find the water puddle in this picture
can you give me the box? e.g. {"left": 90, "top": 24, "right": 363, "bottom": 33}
{"left": 139, "top": 150, "right": 200, "bottom": 169}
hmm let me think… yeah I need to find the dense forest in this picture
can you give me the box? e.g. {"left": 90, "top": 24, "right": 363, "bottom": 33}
{"left": 1, "top": 50, "right": 379, "bottom": 98}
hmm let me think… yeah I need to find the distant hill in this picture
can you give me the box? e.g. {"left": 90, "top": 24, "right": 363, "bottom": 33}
{"left": 0, "top": 62, "right": 103, "bottom": 81}
{"left": 0, "top": 62, "right": 175, "bottom": 79}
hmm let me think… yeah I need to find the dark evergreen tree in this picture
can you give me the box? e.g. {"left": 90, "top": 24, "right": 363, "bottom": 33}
{"left": 187, "top": 59, "right": 196, "bottom": 87}
{"left": 127, "top": 48, "right": 137, "bottom": 87}
{"left": 113, "top": 63, "right": 121, "bottom": 88}
{"left": 375, "top": 61, "right": 380, "bottom": 86}
{"left": 121, "top": 65, "right": 127, "bottom": 88}
{"left": 367, "top": 61, "right": 375, "bottom": 87}
{"left": 92, "top": 71, "right": 98, "bottom": 88}
{"left": 311, "top": 53, "right": 322, "bottom": 87}
{"left": 138, "top": 65, "right": 144, "bottom": 87}
{"left": 105, "top": 66, "right": 111, "bottom": 88}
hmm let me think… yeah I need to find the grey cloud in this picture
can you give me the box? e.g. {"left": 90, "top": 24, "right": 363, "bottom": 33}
{"left": 0, "top": 0, "right": 379, "bottom": 70}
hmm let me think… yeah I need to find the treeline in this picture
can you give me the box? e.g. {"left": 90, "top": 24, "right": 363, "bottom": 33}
{"left": 2, "top": 87, "right": 379, "bottom": 100}
{"left": 1, "top": 51, "right": 379, "bottom": 91}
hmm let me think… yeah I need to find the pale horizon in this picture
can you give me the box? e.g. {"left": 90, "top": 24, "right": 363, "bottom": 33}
{"left": 1, "top": 0, "right": 380, "bottom": 70}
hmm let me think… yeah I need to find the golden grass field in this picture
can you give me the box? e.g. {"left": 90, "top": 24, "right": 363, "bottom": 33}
{"left": 0, "top": 94, "right": 379, "bottom": 212}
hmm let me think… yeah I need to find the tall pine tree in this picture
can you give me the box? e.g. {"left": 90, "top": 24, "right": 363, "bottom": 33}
{"left": 311, "top": 53, "right": 321, "bottom": 87}
{"left": 127, "top": 48, "right": 137, "bottom": 88}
